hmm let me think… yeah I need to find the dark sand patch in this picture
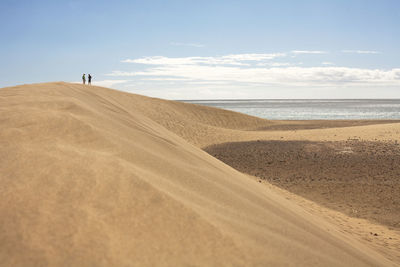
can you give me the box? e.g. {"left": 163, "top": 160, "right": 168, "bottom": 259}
{"left": 256, "top": 120, "right": 400, "bottom": 131}
{"left": 205, "top": 140, "right": 400, "bottom": 229}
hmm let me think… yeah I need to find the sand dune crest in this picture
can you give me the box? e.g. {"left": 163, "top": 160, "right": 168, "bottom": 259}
{"left": 0, "top": 82, "right": 393, "bottom": 266}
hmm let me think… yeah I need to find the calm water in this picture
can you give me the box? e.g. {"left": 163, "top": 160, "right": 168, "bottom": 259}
{"left": 182, "top": 99, "right": 400, "bottom": 120}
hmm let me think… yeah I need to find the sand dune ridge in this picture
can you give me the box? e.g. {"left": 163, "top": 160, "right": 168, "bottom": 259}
{"left": 0, "top": 82, "right": 395, "bottom": 266}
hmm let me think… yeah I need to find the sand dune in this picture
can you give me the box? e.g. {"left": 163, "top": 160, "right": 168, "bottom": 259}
{"left": 0, "top": 82, "right": 395, "bottom": 266}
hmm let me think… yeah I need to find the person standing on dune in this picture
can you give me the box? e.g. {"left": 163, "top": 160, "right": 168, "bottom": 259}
{"left": 82, "top": 73, "right": 86, "bottom": 85}
{"left": 88, "top": 74, "right": 92, "bottom": 85}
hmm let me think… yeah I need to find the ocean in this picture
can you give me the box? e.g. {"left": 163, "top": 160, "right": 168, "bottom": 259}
{"left": 182, "top": 99, "right": 400, "bottom": 120}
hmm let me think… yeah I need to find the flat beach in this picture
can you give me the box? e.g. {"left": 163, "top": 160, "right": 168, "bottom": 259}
{"left": 1, "top": 82, "right": 399, "bottom": 266}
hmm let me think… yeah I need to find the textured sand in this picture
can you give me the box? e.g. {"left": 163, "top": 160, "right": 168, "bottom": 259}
{"left": 0, "top": 82, "right": 397, "bottom": 266}
{"left": 205, "top": 140, "right": 400, "bottom": 263}
{"left": 205, "top": 140, "right": 400, "bottom": 228}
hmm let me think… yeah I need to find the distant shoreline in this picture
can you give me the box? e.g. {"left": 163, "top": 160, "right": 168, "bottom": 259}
{"left": 182, "top": 99, "right": 400, "bottom": 120}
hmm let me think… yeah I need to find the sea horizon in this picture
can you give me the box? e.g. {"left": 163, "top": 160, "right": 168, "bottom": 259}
{"left": 182, "top": 99, "right": 400, "bottom": 120}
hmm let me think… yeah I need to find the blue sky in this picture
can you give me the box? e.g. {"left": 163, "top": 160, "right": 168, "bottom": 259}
{"left": 1, "top": 0, "right": 399, "bottom": 99}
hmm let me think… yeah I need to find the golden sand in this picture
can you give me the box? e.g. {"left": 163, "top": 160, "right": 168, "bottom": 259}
{"left": 1, "top": 82, "right": 398, "bottom": 266}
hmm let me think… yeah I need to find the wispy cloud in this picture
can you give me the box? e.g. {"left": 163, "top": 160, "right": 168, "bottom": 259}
{"left": 291, "top": 50, "right": 328, "bottom": 54}
{"left": 322, "top": 62, "right": 334, "bottom": 65}
{"left": 256, "top": 62, "right": 293, "bottom": 67}
{"left": 121, "top": 53, "right": 286, "bottom": 66}
{"left": 109, "top": 67, "right": 400, "bottom": 86}
{"left": 170, "top": 42, "right": 205, "bottom": 48}
{"left": 341, "top": 50, "right": 381, "bottom": 54}
{"left": 110, "top": 55, "right": 400, "bottom": 87}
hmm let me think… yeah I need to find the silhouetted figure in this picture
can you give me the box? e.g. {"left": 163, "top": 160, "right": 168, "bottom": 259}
{"left": 82, "top": 74, "right": 86, "bottom": 85}
{"left": 88, "top": 74, "right": 92, "bottom": 85}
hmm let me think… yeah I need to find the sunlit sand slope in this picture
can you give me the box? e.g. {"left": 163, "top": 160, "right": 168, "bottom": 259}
{"left": 0, "top": 82, "right": 392, "bottom": 266}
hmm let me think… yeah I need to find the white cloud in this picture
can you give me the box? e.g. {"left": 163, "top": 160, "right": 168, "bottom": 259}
{"left": 107, "top": 54, "right": 400, "bottom": 99}
{"left": 121, "top": 53, "right": 286, "bottom": 66}
{"left": 342, "top": 50, "right": 381, "bottom": 54}
{"left": 219, "top": 53, "right": 286, "bottom": 61}
{"left": 170, "top": 42, "right": 205, "bottom": 48}
{"left": 141, "top": 77, "right": 193, "bottom": 81}
{"left": 256, "top": 62, "right": 292, "bottom": 67}
{"left": 291, "top": 50, "right": 328, "bottom": 54}
{"left": 110, "top": 58, "right": 400, "bottom": 87}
